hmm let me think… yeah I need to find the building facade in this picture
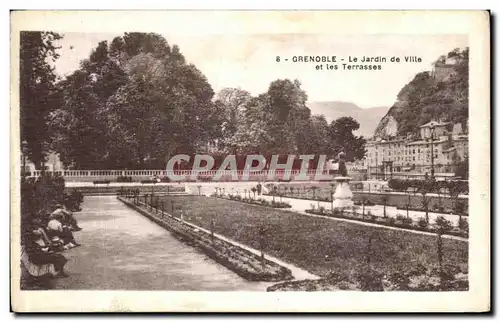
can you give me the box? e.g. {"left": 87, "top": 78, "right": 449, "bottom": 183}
{"left": 21, "top": 152, "right": 64, "bottom": 176}
{"left": 366, "top": 120, "right": 468, "bottom": 180}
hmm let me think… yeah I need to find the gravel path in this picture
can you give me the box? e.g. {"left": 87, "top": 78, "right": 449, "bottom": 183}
{"left": 51, "top": 195, "right": 273, "bottom": 290}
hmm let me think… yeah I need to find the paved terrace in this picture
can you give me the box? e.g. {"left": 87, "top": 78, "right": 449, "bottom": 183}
{"left": 52, "top": 196, "right": 278, "bottom": 290}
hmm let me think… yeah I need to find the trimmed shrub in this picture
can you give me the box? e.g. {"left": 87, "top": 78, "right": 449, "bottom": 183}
{"left": 401, "top": 217, "right": 413, "bottom": 227}
{"left": 435, "top": 216, "right": 453, "bottom": 233}
{"left": 395, "top": 214, "right": 406, "bottom": 222}
{"left": 417, "top": 217, "right": 429, "bottom": 229}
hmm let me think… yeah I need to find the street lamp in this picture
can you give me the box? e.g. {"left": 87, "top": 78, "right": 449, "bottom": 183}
{"left": 429, "top": 124, "right": 435, "bottom": 179}
{"left": 329, "top": 182, "right": 335, "bottom": 213}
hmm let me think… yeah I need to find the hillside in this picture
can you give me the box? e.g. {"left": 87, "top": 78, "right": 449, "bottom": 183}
{"left": 307, "top": 101, "right": 389, "bottom": 138}
{"left": 374, "top": 47, "right": 469, "bottom": 138}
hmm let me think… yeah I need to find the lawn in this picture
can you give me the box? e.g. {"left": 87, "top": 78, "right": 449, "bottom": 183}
{"left": 155, "top": 195, "right": 468, "bottom": 278}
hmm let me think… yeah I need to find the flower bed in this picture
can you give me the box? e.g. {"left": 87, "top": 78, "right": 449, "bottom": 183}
{"left": 267, "top": 265, "right": 468, "bottom": 291}
{"left": 118, "top": 196, "right": 293, "bottom": 282}
{"left": 395, "top": 205, "right": 461, "bottom": 216}
{"left": 304, "top": 208, "right": 468, "bottom": 239}
{"left": 213, "top": 194, "right": 292, "bottom": 209}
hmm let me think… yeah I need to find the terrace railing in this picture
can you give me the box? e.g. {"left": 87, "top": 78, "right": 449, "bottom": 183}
{"left": 24, "top": 169, "right": 362, "bottom": 182}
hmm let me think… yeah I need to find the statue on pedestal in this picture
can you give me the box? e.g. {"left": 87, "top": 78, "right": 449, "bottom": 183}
{"left": 337, "top": 151, "right": 348, "bottom": 177}
{"left": 331, "top": 151, "right": 354, "bottom": 209}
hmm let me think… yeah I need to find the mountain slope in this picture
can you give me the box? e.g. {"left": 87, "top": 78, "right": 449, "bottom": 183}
{"left": 374, "top": 47, "right": 469, "bottom": 138}
{"left": 307, "top": 101, "right": 389, "bottom": 137}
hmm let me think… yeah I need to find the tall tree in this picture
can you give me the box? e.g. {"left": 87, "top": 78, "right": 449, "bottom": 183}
{"left": 49, "top": 40, "right": 127, "bottom": 169}
{"left": 103, "top": 33, "right": 217, "bottom": 168}
{"left": 328, "top": 117, "right": 366, "bottom": 161}
{"left": 20, "top": 31, "right": 63, "bottom": 169}
{"left": 215, "top": 87, "right": 252, "bottom": 152}
{"left": 298, "top": 115, "right": 330, "bottom": 155}
{"left": 265, "top": 79, "right": 309, "bottom": 153}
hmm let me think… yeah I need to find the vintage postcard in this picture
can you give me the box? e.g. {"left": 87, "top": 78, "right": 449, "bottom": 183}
{"left": 10, "top": 10, "right": 490, "bottom": 312}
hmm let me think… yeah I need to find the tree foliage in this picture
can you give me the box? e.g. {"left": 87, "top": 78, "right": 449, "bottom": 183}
{"left": 20, "top": 31, "right": 63, "bottom": 169}
{"left": 216, "top": 81, "right": 366, "bottom": 161}
{"left": 44, "top": 32, "right": 367, "bottom": 169}
{"left": 49, "top": 33, "right": 219, "bottom": 169}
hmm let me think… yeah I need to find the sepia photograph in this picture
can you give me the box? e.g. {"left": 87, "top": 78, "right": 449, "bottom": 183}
{"left": 10, "top": 10, "right": 490, "bottom": 312}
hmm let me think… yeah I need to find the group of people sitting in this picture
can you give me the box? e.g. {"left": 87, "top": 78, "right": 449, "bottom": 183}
{"left": 21, "top": 204, "right": 83, "bottom": 280}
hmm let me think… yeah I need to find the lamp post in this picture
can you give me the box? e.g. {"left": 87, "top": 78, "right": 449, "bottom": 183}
{"left": 430, "top": 124, "right": 435, "bottom": 179}
{"left": 329, "top": 182, "right": 335, "bottom": 213}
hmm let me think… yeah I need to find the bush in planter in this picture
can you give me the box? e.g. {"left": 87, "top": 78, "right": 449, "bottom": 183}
{"left": 435, "top": 216, "right": 453, "bottom": 234}
{"left": 401, "top": 217, "right": 413, "bottom": 227}
{"left": 417, "top": 217, "right": 429, "bottom": 229}
{"left": 387, "top": 217, "right": 396, "bottom": 225}
{"left": 395, "top": 214, "right": 406, "bottom": 222}
{"left": 432, "top": 204, "right": 445, "bottom": 213}
{"left": 365, "top": 211, "right": 376, "bottom": 222}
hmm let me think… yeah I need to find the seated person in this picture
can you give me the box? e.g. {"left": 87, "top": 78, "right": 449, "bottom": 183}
{"left": 37, "top": 216, "right": 67, "bottom": 252}
{"left": 21, "top": 227, "right": 69, "bottom": 278}
{"left": 47, "top": 213, "right": 81, "bottom": 249}
{"left": 51, "top": 204, "right": 83, "bottom": 231}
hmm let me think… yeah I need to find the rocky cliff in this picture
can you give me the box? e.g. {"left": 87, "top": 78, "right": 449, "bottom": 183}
{"left": 374, "top": 48, "right": 469, "bottom": 138}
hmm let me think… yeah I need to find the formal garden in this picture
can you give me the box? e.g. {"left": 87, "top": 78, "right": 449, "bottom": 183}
{"left": 118, "top": 192, "right": 468, "bottom": 291}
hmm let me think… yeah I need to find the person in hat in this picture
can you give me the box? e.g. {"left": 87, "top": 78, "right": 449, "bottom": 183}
{"left": 47, "top": 212, "right": 80, "bottom": 249}
{"left": 22, "top": 229, "right": 69, "bottom": 278}
{"left": 51, "top": 204, "right": 83, "bottom": 232}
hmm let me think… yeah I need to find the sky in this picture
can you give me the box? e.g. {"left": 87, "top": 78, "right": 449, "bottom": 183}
{"left": 53, "top": 32, "right": 468, "bottom": 108}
